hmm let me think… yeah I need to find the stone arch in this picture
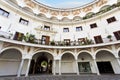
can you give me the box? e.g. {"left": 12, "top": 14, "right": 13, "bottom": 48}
{"left": 1, "top": 47, "right": 23, "bottom": 58}
{"left": 77, "top": 51, "right": 93, "bottom": 61}
{"left": 32, "top": 50, "right": 54, "bottom": 59}
{"left": 77, "top": 51, "right": 93, "bottom": 73}
{"left": 50, "top": 16, "right": 59, "bottom": 21}
{"left": 95, "top": 49, "right": 115, "bottom": 59}
{"left": 37, "top": 13, "right": 47, "bottom": 19}
{"left": 29, "top": 50, "right": 54, "bottom": 74}
{"left": 61, "top": 17, "right": 71, "bottom": 22}
{"left": 85, "top": 12, "right": 95, "bottom": 17}
{"left": 0, "top": 48, "right": 22, "bottom": 59}
{"left": 0, "top": 48, "right": 22, "bottom": 76}
{"left": 95, "top": 49, "right": 120, "bottom": 74}
{"left": 99, "top": 5, "right": 111, "bottom": 11}
{"left": 61, "top": 51, "right": 76, "bottom": 74}
{"left": 60, "top": 51, "right": 75, "bottom": 60}
{"left": 73, "top": 16, "right": 82, "bottom": 21}
{"left": 77, "top": 50, "right": 93, "bottom": 59}
{"left": 10, "top": 0, "right": 18, "bottom": 5}
{"left": 22, "top": 7, "right": 33, "bottom": 13}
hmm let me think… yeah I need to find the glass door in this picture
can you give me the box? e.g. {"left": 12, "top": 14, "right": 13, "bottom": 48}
{"left": 78, "top": 62, "right": 91, "bottom": 73}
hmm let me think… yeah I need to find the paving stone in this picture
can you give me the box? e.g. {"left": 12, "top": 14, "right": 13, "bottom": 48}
{"left": 0, "top": 75, "right": 120, "bottom": 80}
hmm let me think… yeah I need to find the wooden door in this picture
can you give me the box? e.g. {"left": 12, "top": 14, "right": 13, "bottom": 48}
{"left": 13, "top": 32, "right": 24, "bottom": 41}
{"left": 94, "top": 35, "right": 103, "bottom": 44}
{"left": 42, "top": 35, "right": 50, "bottom": 45}
{"left": 45, "top": 36, "right": 50, "bottom": 45}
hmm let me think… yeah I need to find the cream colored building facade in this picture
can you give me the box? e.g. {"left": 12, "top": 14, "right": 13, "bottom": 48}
{"left": 0, "top": 0, "right": 120, "bottom": 77}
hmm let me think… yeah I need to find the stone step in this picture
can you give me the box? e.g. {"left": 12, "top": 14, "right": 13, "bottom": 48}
{"left": 0, "top": 75, "right": 120, "bottom": 80}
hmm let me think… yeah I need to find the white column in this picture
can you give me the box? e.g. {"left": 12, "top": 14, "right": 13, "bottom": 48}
{"left": 75, "top": 60, "right": 79, "bottom": 75}
{"left": 25, "top": 59, "right": 31, "bottom": 77}
{"left": 93, "top": 59, "right": 100, "bottom": 75}
{"left": 116, "top": 58, "right": 120, "bottom": 66}
{"left": 53, "top": 60, "right": 56, "bottom": 75}
{"left": 59, "top": 60, "right": 61, "bottom": 75}
{"left": 17, "top": 59, "right": 24, "bottom": 77}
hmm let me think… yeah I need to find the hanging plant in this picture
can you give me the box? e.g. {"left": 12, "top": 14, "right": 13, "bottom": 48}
{"left": 41, "top": 61, "right": 47, "bottom": 67}
{"left": 107, "top": 35, "right": 112, "bottom": 41}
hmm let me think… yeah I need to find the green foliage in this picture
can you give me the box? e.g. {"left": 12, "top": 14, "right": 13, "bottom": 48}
{"left": 81, "top": 37, "right": 93, "bottom": 45}
{"left": 24, "top": 32, "right": 35, "bottom": 43}
{"left": 50, "top": 40, "right": 55, "bottom": 45}
{"left": 107, "top": 35, "right": 112, "bottom": 39}
{"left": 83, "top": 2, "right": 120, "bottom": 20}
{"left": 41, "top": 61, "right": 47, "bottom": 67}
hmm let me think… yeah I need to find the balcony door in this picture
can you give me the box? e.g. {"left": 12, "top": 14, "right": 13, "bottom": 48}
{"left": 94, "top": 35, "right": 103, "bottom": 44}
{"left": 113, "top": 31, "right": 120, "bottom": 40}
{"left": 42, "top": 35, "right": 50, "bottom": 45}
{"left": 13, "top": 32, "right": 24, "bottom": 41}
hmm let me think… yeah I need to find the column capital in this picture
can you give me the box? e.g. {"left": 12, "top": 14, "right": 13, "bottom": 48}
{"left": 22, "top": 54, "right": 33, "bottom": 60}
{"left": 92, "top": 57, "right": 96, "bottom": 60}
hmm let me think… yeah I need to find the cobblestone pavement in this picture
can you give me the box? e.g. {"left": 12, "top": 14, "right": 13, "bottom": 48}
{"left": 0, "top": 74, "right": 120, "bottom": 80}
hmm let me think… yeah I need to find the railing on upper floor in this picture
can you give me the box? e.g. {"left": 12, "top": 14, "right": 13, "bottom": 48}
{"left": 0, "top": 30, "right": 12, "bottom": 39}
{"left": 0, "top": 30, "right": 118, "bottom": 47}
{"left": 34, "top": 26, "right": 57, "bottom": 34}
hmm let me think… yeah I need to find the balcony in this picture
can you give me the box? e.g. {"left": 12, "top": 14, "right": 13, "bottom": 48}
{"left": 0, "top": 30, "right": 120, "bottom": 49}
{"left": 34, "top": 26, "right": 57, "bottom": 34}
{"left": 0, "top": 30, "right": 12, "bottom": 39}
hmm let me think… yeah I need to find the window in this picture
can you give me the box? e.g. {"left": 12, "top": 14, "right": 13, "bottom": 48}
{"left": 63, "top": 28, "right": 69, "bottom": 32}
{"left": 113, "top": 31, "right": 120, "bottom": 40}
{"left": 0, "top": 8, "right": 9, "bottom": 17}
{"left": 44, "top": 25, "right": 50, "bottom": 31}
{"left": 94, "top": 35, "right": 103, "bottom": 44}
{"left": 76, "top": 26, "right": 83, "bottom": 31}
{"left": 90, "top": 23, "right": 97, "bottom": 28}
{"left": 19, "top": 18, "right": 29, "bottom": 25}
{"left": 107, "top": 17, "right": 116, "bottom": 23}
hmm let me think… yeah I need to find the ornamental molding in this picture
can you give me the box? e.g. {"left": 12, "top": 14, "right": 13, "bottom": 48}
{"left": 20, "top": 0, "right": 108, "bottom": 16}
{"left": 2, "top": 42, "right": 24, "bottom": 50}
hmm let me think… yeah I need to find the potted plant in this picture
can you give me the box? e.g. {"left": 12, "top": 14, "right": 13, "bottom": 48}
{"left": 29, "top": 34, "right": 35, "bottom": 43}
{"left": 24, "top": 32, "right": 35, "bottom": 43}
{"left": 107, "top": 35, "right": 112, "bottom": 41}
{"left": 50, "top": 40, "right": 55, "bottom": 45}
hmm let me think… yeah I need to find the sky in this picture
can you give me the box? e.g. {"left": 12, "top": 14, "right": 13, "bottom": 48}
{"left": 36, "top": 0, "right": 94, "bottom": 8}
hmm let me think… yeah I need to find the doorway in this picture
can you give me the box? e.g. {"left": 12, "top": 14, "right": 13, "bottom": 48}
{"left": 94, "top": 35, "right": 103, "bottom": 44}
{"left": 78, "top": 62, "right": 91, "bottom": 73}
{"left": 29, "top": 53, "right": 53, "bottom": 75}
{"left": 97, "top": 62, "right": 114, "bottom": 74}
{"left": 13, "top": 32, "right": 24, "bottom": 41}
{"left": 41, "top": 35, "right": 50, "bottom": 45}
